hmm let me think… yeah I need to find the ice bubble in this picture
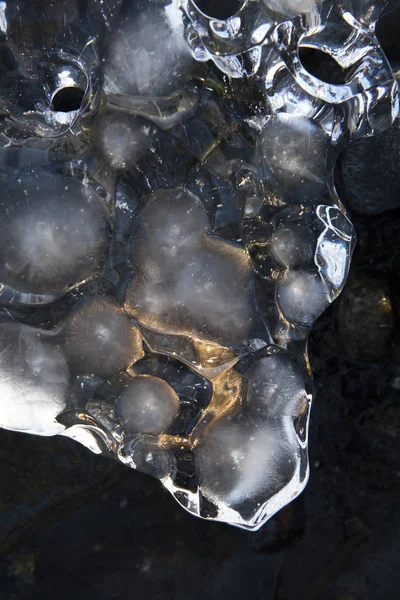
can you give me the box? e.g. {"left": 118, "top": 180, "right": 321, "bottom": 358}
{"left": 0, "top": 172, "right": 110, "bottom": 297}
{"left": 0, "top": 323, "right": 69, "bottom": 436}
{"left": 277, "top": 270, "right": 329, "bottom": 326}
{"left": 116, "top": 375, "right": 180, "bottom": 435}
{"left": 261, "top": 114, "right": 330, "bottom": 204}
{"left": 96, "top": 113, "right": 151, "bottom": 170}
{"left": 61, "top": 297, "right": 143, "bottom": 377}
{"left": 104, "top": 2, "right": 193, "bottom": 97}
{"left": 245, "top": 353, "right": 308, "bottom": 419}
{"left": 270, "top": 225, "right": 315, "bottom": 268}
{"left": 194, "top": 416, "right": 298, "bottom": 509}
{"left": 125, "top": 187, "right": 260, "bottom": 346}
{"left": 244, "top": 196, "right": 263, "bottom": 218}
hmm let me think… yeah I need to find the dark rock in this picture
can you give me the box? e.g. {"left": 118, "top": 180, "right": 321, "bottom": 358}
{"left": 336, "top": 271, "right": 396, "bottom": 362}
{"left": 0, "top": 430, "right": 125, "bottom": 558}
{"left": 336, "top": 117, "right": 400, "bottom": 216}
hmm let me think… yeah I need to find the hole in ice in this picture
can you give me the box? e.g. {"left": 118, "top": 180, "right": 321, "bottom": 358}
{"left": 192, "top": 0, "right": 245, "bottom": 20}
{"left": 299, "top": 47, "right": 349, "bottom": 86}
{"left": 52, "top": 87, "right": 84, "bottom": 112}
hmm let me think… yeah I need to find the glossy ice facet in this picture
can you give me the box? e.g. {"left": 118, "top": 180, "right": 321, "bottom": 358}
{"left": 0, "top": 0, "right": 397, "bottom": 530}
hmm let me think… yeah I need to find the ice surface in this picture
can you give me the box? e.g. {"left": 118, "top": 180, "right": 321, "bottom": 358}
{"left": 0, "top": 0, "right": 397, "bottom": 530}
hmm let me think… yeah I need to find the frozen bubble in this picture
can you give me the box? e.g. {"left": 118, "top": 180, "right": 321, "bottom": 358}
{"left": 194, "top": 415, "right": 298, "bottom": 509}
{"left": 0, "top": 323, "right": 69, "bottom": 436}
{"left": 244, "top": 196, "right": 263, "bottom": 218}
{"left": 136, "top": 187, "right": 209, "bottom": 258}
{"left": 277, "top": 270, "right": 329, "bottom": 326}
{"left": 104, "top": 3, "right": 193, "bottom": 97}
{"left": 61, "top": 297, "right": 143, "bottom": 377}
{"left": 245, "top": 353, "right": 308, "bottom": 419}
{"left": 0, "top": 172, "right": 110, "bottom": 297}
{"left": 96, "top": 113, "right": 151, "bottom": 170}
{"left": 270, "top": 225, "right": 315, "bottom": 268}
{"left": 116, "top": 375, "right": 180, "bottom": 435}
{"left": 261, "top": 114, "right": 330, "bottom": 203}
{"left": 125, "top": 187, "right": 259, "bottom": 346}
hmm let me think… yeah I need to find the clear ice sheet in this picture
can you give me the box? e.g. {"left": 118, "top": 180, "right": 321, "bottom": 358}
{"left": 0, "top": 0, "right": 398, "bottom": 530}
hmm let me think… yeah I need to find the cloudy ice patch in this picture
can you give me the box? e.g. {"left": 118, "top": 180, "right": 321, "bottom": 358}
{"left": 0, "top": 323, "right": 69, "bottom": 436}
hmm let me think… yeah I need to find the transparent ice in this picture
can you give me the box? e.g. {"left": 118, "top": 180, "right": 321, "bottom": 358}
{"left": 0, "top": 0, "right": 397, "bottom": 530}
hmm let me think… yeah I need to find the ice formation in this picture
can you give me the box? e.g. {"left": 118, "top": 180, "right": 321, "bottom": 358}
{"left": 0, "top": 0, "right": 397, "bottom": 530}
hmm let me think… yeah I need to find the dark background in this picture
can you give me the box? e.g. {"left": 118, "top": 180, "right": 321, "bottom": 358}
{"left": 1, "top": 5, "right": 400, "bottom": 600}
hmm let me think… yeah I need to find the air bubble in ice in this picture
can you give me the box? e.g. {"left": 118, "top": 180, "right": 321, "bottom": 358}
{"left": 118, "top": 434, "right": 174, "bottom": 480}
{"left": 271, "top": 226, "right": 315, "bottom": 268}
{"left": 116, "top": 375, "right": 180, "bottom": 435}
{"left": 261, "top": 114, "right": 330, "bottom": 203}
{"left": 277, "top": 270, "right": 329, "bottom": 326}
{"left": 61, "top": 297, "right": 144, "bottom": 377}
{"left": 245, "top": 353, "right": 308, "bottom": 418}
{"left": 194, "top": 416, "right": 298, "bottom": 509}
{"left": 0, "top": 172, "right": 110, "bottom": 297}
{"left": 96, "top": 113, "right": 151, "bottom": 170}
{"left": 104, "top": 3, "right": 193, "bottom": 97}
{"left": 193, "top": 351, "right": 308, "bottom": 511}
